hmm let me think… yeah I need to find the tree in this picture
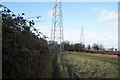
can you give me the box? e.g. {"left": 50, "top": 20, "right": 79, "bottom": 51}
{"left": 87, "top": 45, "right": 91, "bottom": 50}
{"left": 62, "top": 41, "right": 70, "bottom": 51}
{"left": 99, "top": 44, "right": 104, "bottom": 50}
{"left": 92, "top": 43, "right": 99, "bottom": 50}
{"left": 74, "top": 43, "right": 85, "bottom": 52}
{"left": 92, "top": 43, "right": 104, "bottom": 50}
{"left": 2, "top": 6, "right": 49, "bottom": 78}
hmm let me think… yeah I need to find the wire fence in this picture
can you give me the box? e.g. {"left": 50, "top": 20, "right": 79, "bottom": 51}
{"left": 64, "top": 61, "right": 82, "bottom": 79}
{"left": 60, "top": 53, "right": 82, "bottom": 79}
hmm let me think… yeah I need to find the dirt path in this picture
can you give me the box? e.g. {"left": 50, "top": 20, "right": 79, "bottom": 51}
{"left": 52, "top": 55, "right": 59, "bottom": 78}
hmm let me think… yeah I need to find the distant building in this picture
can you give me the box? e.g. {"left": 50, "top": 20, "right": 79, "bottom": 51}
{"left": 107, "top": 48, "right": 117, "bottom": 51}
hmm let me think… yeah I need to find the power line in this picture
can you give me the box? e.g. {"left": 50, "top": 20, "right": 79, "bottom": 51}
{"left": 1, "top": 4, "right": 48, "bottom": 39}
{"left": 26, "top": 16, "right": 41, "bottom": 19}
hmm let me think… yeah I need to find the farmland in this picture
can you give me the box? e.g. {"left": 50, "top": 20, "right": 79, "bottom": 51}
{"left": 61, "top": 52, "right": 118, "bottom": 78}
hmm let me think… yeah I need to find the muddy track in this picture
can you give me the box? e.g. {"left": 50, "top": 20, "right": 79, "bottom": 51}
{"left": 52, "top": 55, "right": 59, "bottom": 78}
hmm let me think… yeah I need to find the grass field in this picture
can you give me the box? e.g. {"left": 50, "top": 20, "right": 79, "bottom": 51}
{"left": 61, "top": 52, "right": 118, "bottom": 78}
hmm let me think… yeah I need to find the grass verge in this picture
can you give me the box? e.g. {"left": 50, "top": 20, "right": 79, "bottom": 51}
{"left": 61, "top": 51, "right": 118, "bottom": 78}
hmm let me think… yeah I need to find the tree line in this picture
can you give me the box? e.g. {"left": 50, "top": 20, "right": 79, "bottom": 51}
{"left": 62, "top": 41, "right": 104, "bottom": 52}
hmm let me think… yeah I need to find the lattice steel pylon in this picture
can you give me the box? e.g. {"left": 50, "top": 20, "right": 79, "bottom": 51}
{"left": 50, "top": 0, "right": 64, "bottom": 51}
{"left": 80, "top": 26, "right": 84, "bottom": 44}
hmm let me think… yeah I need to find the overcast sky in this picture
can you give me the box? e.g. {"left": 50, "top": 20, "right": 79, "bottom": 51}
{"left": 2, "top": 2, "right": 118, "bottom": 49}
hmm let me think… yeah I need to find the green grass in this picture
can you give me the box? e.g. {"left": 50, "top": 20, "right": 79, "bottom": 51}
{"left": 61, "top": 52, "right": 118, "bottom": 78}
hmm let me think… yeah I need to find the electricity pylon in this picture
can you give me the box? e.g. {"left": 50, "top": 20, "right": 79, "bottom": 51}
{"left": 80, "top": 26, "right": 84, "bottom": 44}
{"left": 50, "top": 0, "right": 64, "bottom": 51}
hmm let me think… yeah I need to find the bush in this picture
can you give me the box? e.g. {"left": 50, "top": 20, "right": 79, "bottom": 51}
{"left": 2, "top": 6, "right": 49, "bottom": 78}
